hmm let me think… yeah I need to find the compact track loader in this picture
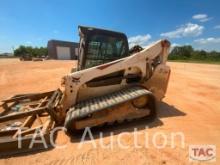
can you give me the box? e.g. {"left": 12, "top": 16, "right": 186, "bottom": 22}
{"left": 0, "top": 26, "right": 171, "bottom": 153}
{"left": 62, "top": 26, "right": 171, "bottom": 132}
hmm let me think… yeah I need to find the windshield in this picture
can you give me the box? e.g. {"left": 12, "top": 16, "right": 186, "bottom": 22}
{"left": 85, "top": 34, "right": 127, "bottom": 68}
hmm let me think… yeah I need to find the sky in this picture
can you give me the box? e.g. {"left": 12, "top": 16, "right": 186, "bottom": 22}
{"left": 0, "top": 0, "right": 220, "bottom": 53}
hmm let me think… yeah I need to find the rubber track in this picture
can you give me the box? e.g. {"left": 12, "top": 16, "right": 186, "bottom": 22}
{"left": 64, "top": 86, "right": 152, "bottom": 129}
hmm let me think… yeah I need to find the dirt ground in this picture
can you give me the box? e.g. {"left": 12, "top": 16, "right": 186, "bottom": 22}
{"left": 0, "top": 58, "right": 220, "bottom": 165}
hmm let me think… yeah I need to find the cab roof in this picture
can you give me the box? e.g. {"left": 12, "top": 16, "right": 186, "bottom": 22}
{"left": 78, "top": 25, "right": 128, "bottom": 39}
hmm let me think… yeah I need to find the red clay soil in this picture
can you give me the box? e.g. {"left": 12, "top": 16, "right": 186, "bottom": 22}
{"left": 0, "top": 59, "right": 220, "bottom": 164}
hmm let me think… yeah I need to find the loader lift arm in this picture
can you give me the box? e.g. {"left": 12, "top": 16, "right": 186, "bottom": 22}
{"left": 62, "top": 39, "right": 170, "bottom": 111}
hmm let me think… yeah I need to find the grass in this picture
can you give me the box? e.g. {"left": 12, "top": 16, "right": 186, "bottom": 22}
{"left": 168, "top": 59, "right": 220, "bottom": 65}
{"left": 0, "top": 56, "right": 18, "bottom": 59}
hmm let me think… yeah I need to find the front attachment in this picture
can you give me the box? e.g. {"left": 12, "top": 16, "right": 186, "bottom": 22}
{"left": 0, "top": 89, "right": 62, "bottom": 156}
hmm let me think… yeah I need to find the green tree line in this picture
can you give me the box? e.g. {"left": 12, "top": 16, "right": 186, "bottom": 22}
{"left": 14, "top": 45, "right": 47, "bottom": 57}
{"left": 168, "top": 45, "right": 220, "bottom": 62}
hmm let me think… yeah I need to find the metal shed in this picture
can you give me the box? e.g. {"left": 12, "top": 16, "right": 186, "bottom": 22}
{"left": 47, "top": 40, "right": 79, "bottom": 60}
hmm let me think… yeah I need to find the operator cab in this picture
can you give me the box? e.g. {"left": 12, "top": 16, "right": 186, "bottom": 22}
{"left": 78, "top": 26, "right": 129, "bottom": 70}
